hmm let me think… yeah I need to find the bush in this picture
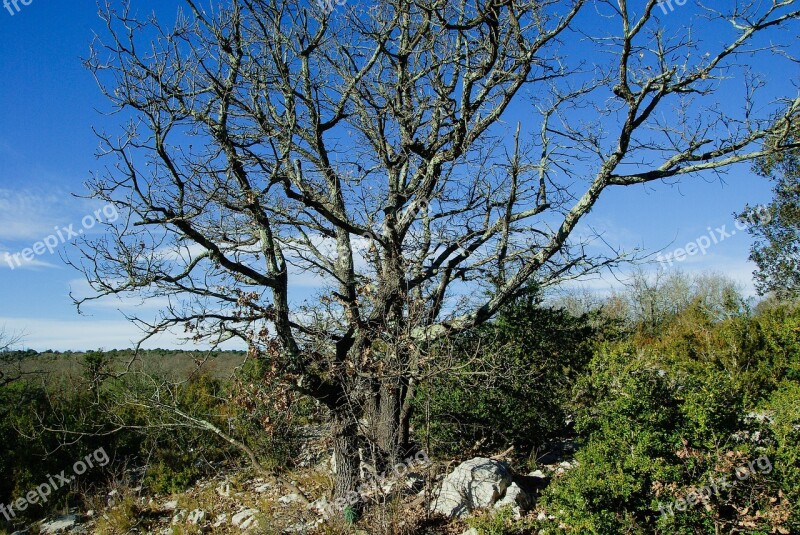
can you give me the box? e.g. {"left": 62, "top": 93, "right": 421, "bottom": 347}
{"left": 541, "top": 347, "right": 685, "bottom": 534}
{"left": 762, "top": 380, "right": 800, "bottom": 529}
{"left": 413, "top": 290, "right": 598, "bottom": 459}
{"left": 540, "top": 303, "right": 799, "bottom": 534}
{"left": 467, "top": 505, "right": 537, "bottom": 534}
{"left": 0, "top": 353, "right": 308, "bottom": 529}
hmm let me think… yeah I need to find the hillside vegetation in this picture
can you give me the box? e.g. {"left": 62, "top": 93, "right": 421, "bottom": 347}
{"left": 1, "top": 272, "right": 799, "bottom": 534}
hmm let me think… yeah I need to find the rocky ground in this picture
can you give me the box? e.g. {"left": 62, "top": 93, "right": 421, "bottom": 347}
{"left": 13, "top": 439, "right": 578, "bottom": 535}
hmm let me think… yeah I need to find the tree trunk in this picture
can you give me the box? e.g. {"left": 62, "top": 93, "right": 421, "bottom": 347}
{"left": 378, "top": 378, "right": 401, "bottom": 456}
{"left": 331, "top": 409, "right": 360, "bottom": 505}
{"left": 366, "top": 378, "right": 412, "bottom": 468}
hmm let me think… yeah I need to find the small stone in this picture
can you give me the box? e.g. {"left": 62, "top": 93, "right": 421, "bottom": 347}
{"left": 309, "top": 497, "right": 329, "bottom": 516}
{"left": 494, "top": 482, "right": 531, "bottom": 519}
{"left": 216, "top": 482, "right": 231, "bottom": 497}
{"left": 278, "top": 493, "right": 300, "bottom": 504}
{"left": 405, "top": 472, "right": 425, "bottom": 492}
{"left": 171, "top": 510, "right": 186, "bottom": 524}
{"left": 232, "top": 508, "right": 259, "bottom": 530}
{"left": 187, "top": 509, "right": 206, "bottom": 525}
{"left": 39, "top": 515, "right": 79, "bottom": 535}
{"left": 212, "top": 513, "right": 228, "bottom": 528}
{"left": 254, "top": 483, "right": 272, "bottom": 493}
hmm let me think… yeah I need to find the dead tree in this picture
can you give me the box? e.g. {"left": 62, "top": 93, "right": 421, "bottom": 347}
{"left": 73, "top": 0, "right": 800, "bottom": 500}
{"left": 0, "top": 328, "right": 24, "bottom": 387}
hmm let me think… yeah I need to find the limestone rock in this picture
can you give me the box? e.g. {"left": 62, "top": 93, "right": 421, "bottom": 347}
{"left": 432, "top": 457, "right": 511, "bottom": 518}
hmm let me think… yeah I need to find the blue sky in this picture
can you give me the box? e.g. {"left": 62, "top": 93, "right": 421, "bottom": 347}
{"left": 0, "top": 1, "right": 793, "bottom": 350}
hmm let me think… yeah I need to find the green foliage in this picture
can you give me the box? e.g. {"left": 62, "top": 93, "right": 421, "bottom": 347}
{"left": 741, "top": 124, "right": 800, "bottom": 298}
{"left": 466, "top": 506, "right": 537, "bottom": 535}
{"left": 413, "top": 289, "right": 599, "bottom": 457}
{"left": 0, "top": 351, "right": 307, "bottom": 528}
{"left": 680, "top": 370, "right": 745, "bottom": 449}
{"left": 762, "top": 380, "right": 800, "bottom": 519}
{"left": 541, "top": 297, "right": 800, "bottom": 534}
{"left": 543, "top": 347, "right": 684, "bottom": 534}
{"left": 142, "top": 457, "right": 206, "bottom": 495}
{"left": 343, "top": 505, "right": 359, "bottom": 525}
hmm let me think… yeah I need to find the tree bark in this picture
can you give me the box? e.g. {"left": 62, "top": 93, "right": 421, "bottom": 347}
{"left": 331, "top": 409, "right": 359, "bottom": 505}
{"left": 365, "top": 376, "right": 412, "bottom": 470}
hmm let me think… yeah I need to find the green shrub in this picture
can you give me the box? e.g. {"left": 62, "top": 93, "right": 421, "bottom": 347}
{"left": 413, "top": 290, "right": 598, "bottom": 458}
{"left": 762, "top": 380, "right": 800, "bottom": 528}
{"left": 542, "top": 347, "right": 684, "bottom": 534}
{"left": 467, "top": 505, "right": 537, "bottom": 534}
{"left": 542, "top": 324, "right": 797, "bottom": 534}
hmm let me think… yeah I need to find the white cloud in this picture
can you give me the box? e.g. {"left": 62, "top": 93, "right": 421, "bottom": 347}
{"left": 0, "top": 249, "right": 59, "bottom": 270}
{"left": 0, "top": 188, "right": 68, "bottom": 241}
{"left": 561, "top": 255, "right": 759, "bottom": 298}
{"left": 0, "top": 188, "right": 119, "bottom": 244}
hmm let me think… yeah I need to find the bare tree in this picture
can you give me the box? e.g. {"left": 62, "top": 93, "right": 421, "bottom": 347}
{"left": 74, "top": 0, "right": 799, "bottom": 499}
{"left": 0, "top": 329, "right": 19, "bottom": 354}
{"left": 0, "top": 327, "right": 23, "bottom": 387}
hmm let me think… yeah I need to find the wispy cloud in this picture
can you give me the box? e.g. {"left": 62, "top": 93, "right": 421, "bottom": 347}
{"left": 0, "top": 249, "right": 58, "bottom": 270}
{"left": 0, "top": 188, "right": 68, "bottom": 241}
{"left": 561, "top": 255, "right": 758, "bottom": 298}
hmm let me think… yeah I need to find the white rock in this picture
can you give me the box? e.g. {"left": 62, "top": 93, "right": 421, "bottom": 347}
{"left": 162, "top": 500, "right": 178, "bottom": 511}
{"left": 329, "top": 454, "right": 337, "bottom": 474}
{"left": 187, "top": 509, "right": 206, "bottom": 525}
{"left": 309, "top": 497, "right": 330, "bottom": 516}
{"left": 171, "top": 510, "right": 186, "bottom": 524}
{"left": 212, "top": 513, "right": 228, "bottom": 528}
{"left": 216, "top": 482, "right": 231, "bottom": 497}
{"left": 493, "top": 482, "right": 531, "bottom": 519}
{"left": 279, "top": 493, "right": 301, "bottom": 504}
{"left": 461, "top": 529, "right": 479, "bottom": 535}
{"left": 253, "top": 483, "right": 272, "bottom": 493}
{"left": 405, "top": 472, "right": 425, "bottom": 492}
{"left": 40, "top": 515, "right": 79, "bottom": 534}
{"left": 432, "top": 457, "right": 512, "bottom": 518}
{"left": 286, "top": 518, "right": 325, "bottom": 532}
{"left": 232, "top": 508, "right": 259, "bottom": 530}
